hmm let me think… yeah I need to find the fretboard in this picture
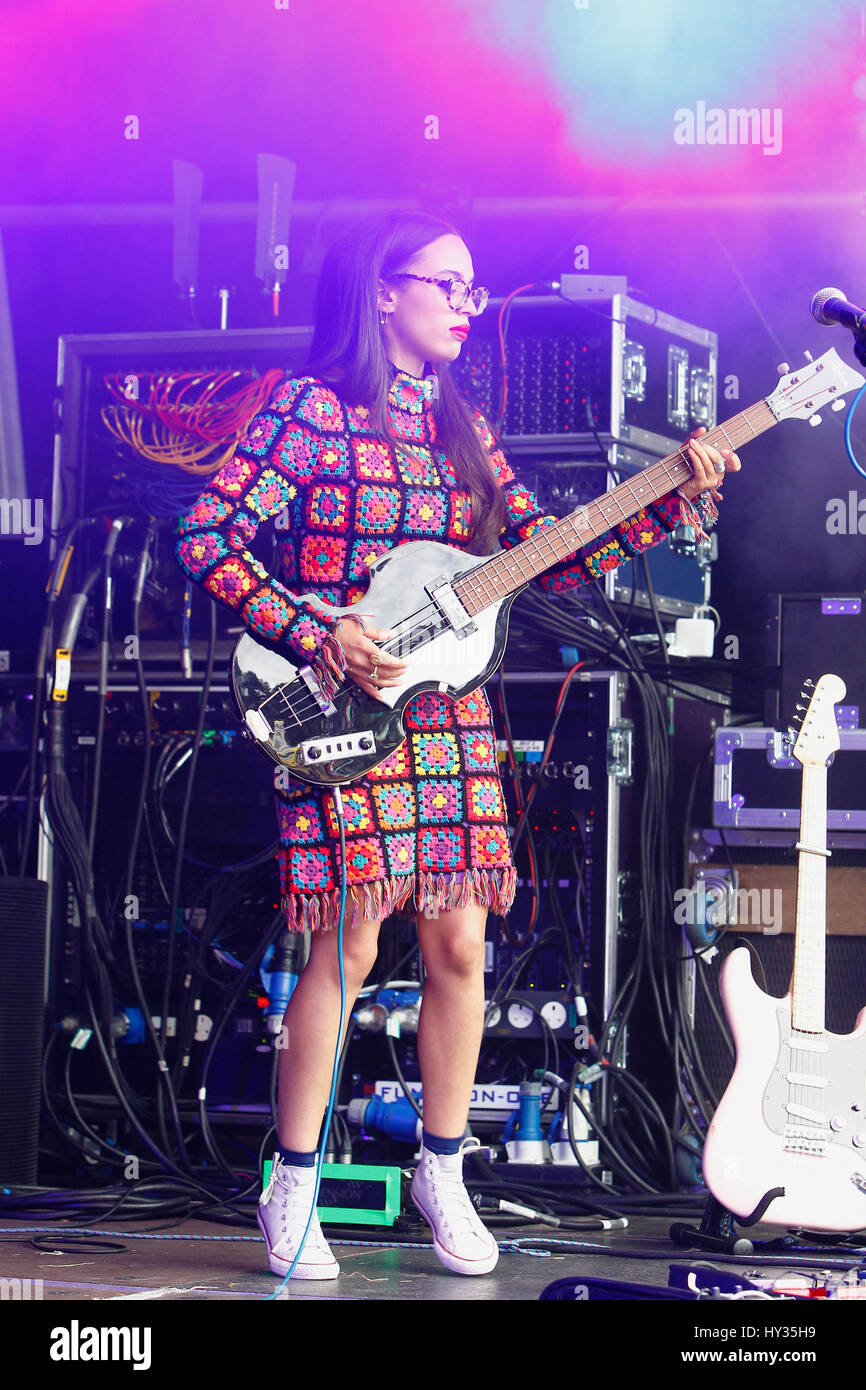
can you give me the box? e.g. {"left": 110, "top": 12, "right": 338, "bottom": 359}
{"left": 454, "top": 399, "right": 777, "bottom": 616}
{"left": 792, "top": 763, "right": 828, "bottom": 1034}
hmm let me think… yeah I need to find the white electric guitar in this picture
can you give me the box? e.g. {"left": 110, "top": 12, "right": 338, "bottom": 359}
{"left": 702, "top": 674, "right": 866, "bottom": 1231}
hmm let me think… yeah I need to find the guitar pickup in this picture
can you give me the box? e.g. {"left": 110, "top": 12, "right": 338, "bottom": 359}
{"left": 786, "top": 1103, "right": 828, "bottom": 1126}
{"left": 244, "top": 708, "right": 272, "bottom": 742}
{"left": 299, "top": 664, "right": 337, "bottom": 716}
{"left": 301, "top": 731, "right": 376, "bottom": 765}
{"left": 426, "top": 576, "right": 477, "bottom": 639}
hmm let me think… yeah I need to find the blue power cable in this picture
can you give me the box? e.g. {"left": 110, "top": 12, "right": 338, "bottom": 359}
{"left": 843, "top": 383, "right": 866, "bottom": 481}
{"left": 266, "top": 785, "right": 348, "bottom": 1298}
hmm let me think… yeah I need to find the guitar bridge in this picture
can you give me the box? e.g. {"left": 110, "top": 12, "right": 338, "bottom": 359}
{"left": 299, "top": 665, "right": 337, "bottom": 716}
{"left": 783, "top": 1123, "right": 830, "bottom": 1157}
{"left": 426, "top": 576, "right": 477, "bottom": 639}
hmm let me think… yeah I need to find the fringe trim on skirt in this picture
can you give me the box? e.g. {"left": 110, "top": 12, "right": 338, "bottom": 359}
{"left": 281, "top": 868, "right": 517, "bottom": 933}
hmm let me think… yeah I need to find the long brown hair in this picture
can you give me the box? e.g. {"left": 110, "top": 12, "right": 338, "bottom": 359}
{"left": 300, "top": 210, "right": 506, "bottom": 553}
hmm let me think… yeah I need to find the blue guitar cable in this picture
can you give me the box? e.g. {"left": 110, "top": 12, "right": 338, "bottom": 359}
{"left": 843, "top": 382, "right": 866, "bottom": 481}
{"left": 267, "top": 785, "right": 348, "bottom": 1298}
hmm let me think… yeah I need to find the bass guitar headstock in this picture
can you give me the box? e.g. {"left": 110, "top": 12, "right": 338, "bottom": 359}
{"left": 767, "top": 348, "right": 865, "bottom": 427}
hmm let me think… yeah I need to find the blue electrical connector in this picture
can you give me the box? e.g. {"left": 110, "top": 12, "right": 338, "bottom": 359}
{"left": 503, "top": 1081, "right": 546, "bottom": 1162}
{"left": 347, "top": 1095, "right": 423, "bottom": 1145}
{"left": 259, "top": 944, "right": 300, "bottom": 1034}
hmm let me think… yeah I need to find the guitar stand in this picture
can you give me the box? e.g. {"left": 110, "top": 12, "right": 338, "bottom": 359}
{"left": 670, "top": 1191, "right": 794, "bottom": 1257}
{"left": 673, "top": 1192, "right": 866, "bottom": 1266}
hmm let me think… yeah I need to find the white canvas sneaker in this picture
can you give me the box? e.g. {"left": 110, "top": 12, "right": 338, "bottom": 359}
{"left": 410, "top": 1138, "right": 500, "bottom": 1276}
{"left": 257, "top": 1154, "right": 340, "bottom": 1280}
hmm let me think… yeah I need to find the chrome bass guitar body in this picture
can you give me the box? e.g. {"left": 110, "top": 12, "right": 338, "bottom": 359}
{"left": 232, "top": 540, "right": 520, "bottom": 786}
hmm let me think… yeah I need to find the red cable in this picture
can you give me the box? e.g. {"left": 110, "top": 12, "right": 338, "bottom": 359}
{"left": 496, "top": 282, "right": 535, "bottom": 432}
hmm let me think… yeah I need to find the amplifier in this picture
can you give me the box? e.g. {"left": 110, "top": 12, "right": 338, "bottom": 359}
{"left": 765, "top": 592, "right": 866, "bottom": 727}
{"left": 686, "top": 828, "right": 866, "bottom": 1103}
{"left": 686, "top": 852, "right": 866, "bottom": 937}
{"left": 44, "top": 676, "right": 280, "bottom": 1022}
{"left": 608, "top": 527, "right": 713, "bottom": 619}
{"left": 450, "top": 283, "right": 717, "bottom": 457}
{"left": 0, "top": 878, "right": 48, "bottom": 1185}
{"left": 713, "top": 725, "right": 866, "bottom": 829}
{"left": 486, "top": 670, "right": 632, "bottom": 1018}
{"left": 50, "top": 327, "right": 314, "bottom": 647}
{"left": 690, "top": 928, "right": 866, "bottom": 1100}
{"left": 52, "top": 327, "right": 312, "bottom": 538}
{"left": 517, "top": 449, "right": 713, "bottom": 620}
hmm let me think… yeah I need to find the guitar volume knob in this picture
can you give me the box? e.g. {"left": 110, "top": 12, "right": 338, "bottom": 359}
{"left": 358, "top": 737, "right": 373, "bottom": 750}
{"left": 852, "top": 1132, "right": 866, "bottom": 1148}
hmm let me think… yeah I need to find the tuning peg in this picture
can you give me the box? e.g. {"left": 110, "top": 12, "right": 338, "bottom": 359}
{"left": 777, "top": 362, "right": 790, "bottom": 375}
{"left": 804, "top": 350, "right": 814, "bottom": 362}
{"left": 795, "top": 702, "right": 807, "bottom": 712}
{"left": 808, "top": 414, "right": 823, "bottom": 426}
{"left": 803, "top": 678, "right": 815, "bottom": 688}
{"left": 787, "top": 725, "right": 798, "bottom": 737}
{"left": 832, "top": 398, "right": 847, "bottom": 412}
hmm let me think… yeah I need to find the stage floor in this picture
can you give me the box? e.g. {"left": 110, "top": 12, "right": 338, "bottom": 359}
{"left": 2, "top": 1212, "right": 859, "bottom": 1301}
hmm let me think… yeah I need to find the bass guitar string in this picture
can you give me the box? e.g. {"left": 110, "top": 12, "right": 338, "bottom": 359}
{"left": 255, "top": 599, "right": 444, "bottom": 727}
{"left": 248, "top": 408, "right": 770, "bottom": 734}
{"left": 251, "top": 438, "right": 693, "bottom": 728}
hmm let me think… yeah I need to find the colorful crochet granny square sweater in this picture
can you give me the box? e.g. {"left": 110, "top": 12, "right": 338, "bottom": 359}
{"left": 174, "top": 363, "right": 716, "bottom": 931}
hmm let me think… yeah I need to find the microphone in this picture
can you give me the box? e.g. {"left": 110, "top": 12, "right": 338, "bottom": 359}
{"left": 811, "top": 287, "right": 866, "bottom": 341}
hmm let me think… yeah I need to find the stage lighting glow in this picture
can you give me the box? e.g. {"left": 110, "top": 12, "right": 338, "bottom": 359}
{"left": 447, "top": 0, "right": 863, "bottom": 178}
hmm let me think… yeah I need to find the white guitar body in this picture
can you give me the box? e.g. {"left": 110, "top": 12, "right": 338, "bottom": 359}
{"left": 703, "top": 673, "right": 866, "bottom": 1232}
{"left": 702, "top": 945, "right": 866, "bottom": 1231}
